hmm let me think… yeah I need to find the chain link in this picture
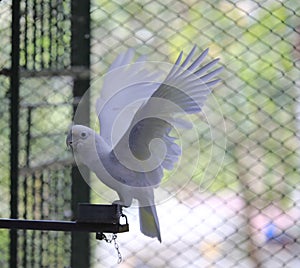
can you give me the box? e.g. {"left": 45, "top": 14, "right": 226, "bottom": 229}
{"left": 96, "top": 233, "right": 122, "bottom": 264}
{"left": 112, "top": 234, "right": 122, "bottom": 264}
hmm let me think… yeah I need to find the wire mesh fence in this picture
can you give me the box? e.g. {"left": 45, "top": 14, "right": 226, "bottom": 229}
{"left": 0, "top": 1, "right": 13, "bottom": 266}
{"left": 1, "top": 0, "right": 300, "bottom": 267}
{"left": 1, "top": 0, "right": 74, "bottom": 267}
{"left": 90, "top": 1, "right": 300, "bottom": 267}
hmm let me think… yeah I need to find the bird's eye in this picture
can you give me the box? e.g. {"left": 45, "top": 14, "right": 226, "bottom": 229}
{"left": 80, "top": 132, "right": 88, "bottom": 139}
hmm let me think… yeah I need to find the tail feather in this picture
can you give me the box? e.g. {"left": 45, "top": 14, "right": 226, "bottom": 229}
{"left": 139, "top": 205, "right": 161, "bottom": 242}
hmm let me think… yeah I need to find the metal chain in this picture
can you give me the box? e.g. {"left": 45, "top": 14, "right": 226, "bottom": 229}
{"left": 96, "top": 233, "right": 122, "bottom": 264}
{"left": 112, "top": 234, "right": 122, "bottom": 264}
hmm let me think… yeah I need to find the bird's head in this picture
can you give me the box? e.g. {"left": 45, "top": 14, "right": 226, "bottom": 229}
{"left": 66, "top": 125, "right": 96, "bottom": 152}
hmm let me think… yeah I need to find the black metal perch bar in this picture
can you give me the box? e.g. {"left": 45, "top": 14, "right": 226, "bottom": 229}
{"left": 0, "top": 204, "right": 129, "bottom": 234}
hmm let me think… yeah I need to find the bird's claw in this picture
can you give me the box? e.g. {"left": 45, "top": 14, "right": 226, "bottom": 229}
{"left": 112, "top": 200, "right": 130, "bottom": 208}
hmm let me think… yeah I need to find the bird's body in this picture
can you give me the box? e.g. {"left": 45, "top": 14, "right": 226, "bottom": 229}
{"left": 69, "top": 125, "right": 162, "bottom": 241}
{"left": 67, "top": 46, "right": 222, "bottom": 242}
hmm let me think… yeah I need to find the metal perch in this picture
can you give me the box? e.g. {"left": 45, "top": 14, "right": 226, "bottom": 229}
{"left": 0, "top": 204, "right": 129, "bottom": 234}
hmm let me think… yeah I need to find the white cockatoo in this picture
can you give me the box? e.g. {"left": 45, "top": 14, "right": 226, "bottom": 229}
{"left": 66, "top": 46, "right": 222, "bottom": 242}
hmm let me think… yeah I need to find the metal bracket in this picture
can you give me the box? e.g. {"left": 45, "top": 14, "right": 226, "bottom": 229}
{"left": 0, "top": 204, "right": 129, "bottom": 234}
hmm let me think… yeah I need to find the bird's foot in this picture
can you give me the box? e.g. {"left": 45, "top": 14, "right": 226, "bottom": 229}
{"left": 112, "top": 200, "right": 130, "bottom": 208}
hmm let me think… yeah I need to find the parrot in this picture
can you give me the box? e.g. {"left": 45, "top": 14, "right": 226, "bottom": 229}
{"left": 66, "top": 46, "right": 222, "bottom": 242}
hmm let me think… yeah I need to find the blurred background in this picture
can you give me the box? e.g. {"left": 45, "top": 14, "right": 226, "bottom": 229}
{"left": 1, "top": 0, "right": 300, "bottom": 267}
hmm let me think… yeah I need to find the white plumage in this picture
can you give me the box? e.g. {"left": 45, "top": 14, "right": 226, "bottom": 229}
{"left": 67, "top": 46, "right": 222, "bottom": 242}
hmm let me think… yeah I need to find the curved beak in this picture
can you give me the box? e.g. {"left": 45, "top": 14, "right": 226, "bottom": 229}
{"left": 66, "top": 130, "right": 73, "bottom": 148}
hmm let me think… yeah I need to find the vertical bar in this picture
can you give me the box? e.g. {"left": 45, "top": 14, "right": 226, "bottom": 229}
{"left": 30, "top": 172, "right": 36, "bottom": 267}
{"left": 53, "top": 170, "right": 59, "bottom": 267}
{"left": 33, "top": 0, "right": 37, "bottom": 70}
{"left": 10, "top": 0, "right": 21, "bottom": 267}
{"left": 54, "top": 1, "right": 59, "bottom": 68}
{"left": 71, "top": 0, "right": 91, "bottom": 267}
{"left": 21, "top": 107, "right": 31, "bottom": 268}
{"left": 24, "top": 0, "right": 28, "bottom": 69}
{"left": 39, "top": 172, "right": 44, "bottom": 268}
{"left": 22, "top": 173, "right": 27, "bottom": 268}
{"left": 25, "top": 107, "right": 32, "bottom": 167}
{"left": 40, "top": 0, "right": 45, "bottom": 69}
{"left": 48, "top": 0, "right": 53, "bottom": 68}
{"left": 56, "top": 0, "right": 63, "bottom": 68}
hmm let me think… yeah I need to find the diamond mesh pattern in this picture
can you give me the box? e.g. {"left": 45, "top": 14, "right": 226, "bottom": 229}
{"left": 1, "top": 0, "right": 300, "bottom": 267}
{"left": 90, "top": 1, "right": 300, "bottom": 267}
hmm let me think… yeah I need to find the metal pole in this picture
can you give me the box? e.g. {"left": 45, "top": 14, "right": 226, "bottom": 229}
{"left": 10, "top": 0, "right": 21, "bottom": 267}
{"left": 71, "top": 1, "right": 91, "bottom": 267}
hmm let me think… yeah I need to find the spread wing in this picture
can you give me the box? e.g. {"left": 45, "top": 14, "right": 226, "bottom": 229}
{"left": 112, "top": 46, "right": 223, "bottom": 186}
{"left": 96, "top": 49, "right": 162, "bottom": 148}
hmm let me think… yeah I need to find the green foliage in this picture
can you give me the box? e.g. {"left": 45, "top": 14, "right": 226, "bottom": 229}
{"left": 150, "top": 1, "right": 299, "bottom": 202}
{"left": 1, "top": 0, "right": 299, "bottom": 237}
{"left": 90, "top": 0, "right": 299, "bottom": 203}
{"left": 211, "top": 2, "right": 298, "bottom": 203}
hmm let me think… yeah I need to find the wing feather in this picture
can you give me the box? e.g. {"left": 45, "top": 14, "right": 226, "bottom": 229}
{"left": 96, "top": 50, "right": 161, "bottom": 147}
{"left": 112, "top": 47, "right": 222, "bottom": 185}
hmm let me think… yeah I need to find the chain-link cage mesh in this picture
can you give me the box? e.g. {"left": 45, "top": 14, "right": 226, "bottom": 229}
{"left": 1, "top": 0, "right": 300, "bottom": 267}
{"left": 89, "top": 1, "right": 300, "bottom": 267}
{"left": 17, "top": 0, "right": 73, "bottom": 264}
{"left": 1, "top": 0, "right": 73, "bottom": 267}
{"left": 0, "top": 2, "right": 12, "bottom": 264}
{"left": 16, "top": 0, "right": 73, "bottom": 265}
